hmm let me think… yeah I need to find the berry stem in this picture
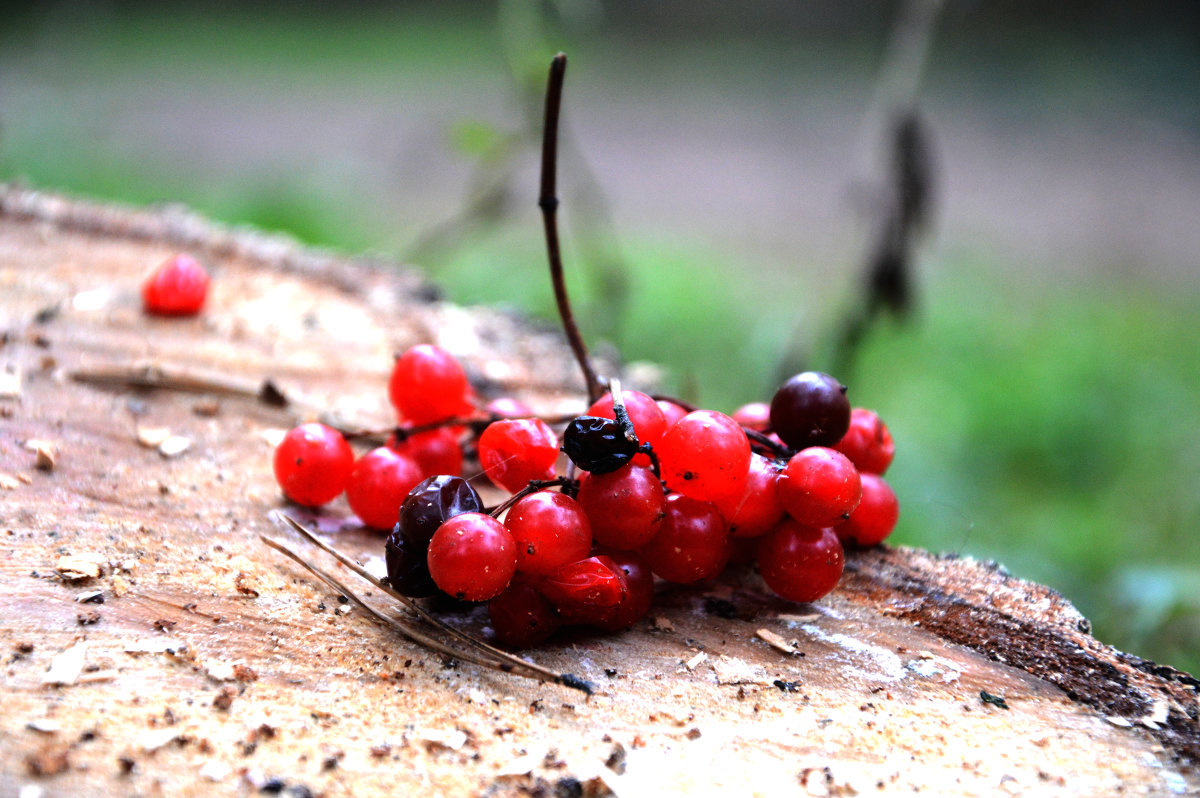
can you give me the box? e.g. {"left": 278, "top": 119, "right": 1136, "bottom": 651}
{"left": 486, "top": 476, "right": 575, "bottom": 518}
{"left": 539, "top": 52, "right": 604, "bottom": 404}
{"left": 744, "top": 428, "right": 793, "bottom": 458}
{"left": 608, "top": 378, "right": 639, "bottom": 446}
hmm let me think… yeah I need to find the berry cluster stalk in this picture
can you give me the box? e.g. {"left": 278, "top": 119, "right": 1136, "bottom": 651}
{"left": 539, "top": 52, "right": 604, "bottom": 404}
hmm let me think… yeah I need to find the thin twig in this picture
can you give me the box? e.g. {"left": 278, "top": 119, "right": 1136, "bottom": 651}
{"left": 539, "top": 52, "right": 604, "bottom": 404}
{"left": 269, "top": 512, "right": 592, "bottom": 694}
{"left": 71, "top": 363, "right": 291, "bottom": 408}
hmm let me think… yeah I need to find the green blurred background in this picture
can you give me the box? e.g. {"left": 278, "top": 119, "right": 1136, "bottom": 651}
{"left": 3, "top": 2, "right": 1198, "bottom": 672}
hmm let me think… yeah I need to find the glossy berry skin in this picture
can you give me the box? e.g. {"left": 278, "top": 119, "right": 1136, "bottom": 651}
{"left": 731, "top": 401, "right": 772, "bottom": 432}
{"left": 388, "top": 344, "right": 473, "bottom": 425}
{"left": 273, "top": 423, "right": 354, "bottom": 507}
{"left": 641, "top": 494, "right": 731, "bottom": 584}
{"left": 757, "top": 520, "right": 844, "bottom": 603}
{"left": 486, "top": 396, "right": 534, "bottom": 419}
{"left": 504, "top": 491, "right": 593, "bottom": 576}
{"left": 714, "top": 453, "right": 786, "bottom": 539}
{"left": 656, "top": 400, "right": 689, "bottom": 428}
{"left": 388, "top": 428, "right": 463, "bottom": 479}
{"left": 769, "top": 372, "right": 851, "bottom": 450}
{"left": 656, "top": 410, "right": 751, "bottom": 501}
{"left": 477, "top": 418, "right": 559, "bottom": 493}
{"left": 834, "top": 408, "right": 895, "bottom": 475}
{"left": 588, "top": 390, "right": 666, "bottom": 467}
{"left": 540, "top": 555, "right": 629, "bottom": 625}
{"left": 142, "top": 253, "right": 210, "bottom": 316}
{"left": 777, "top": 447, "right": 862, "bottom": 528}
{"left": 345, "top": 447, "right": 425, "bottom": 530}
{"left": 591, "top": 549, "right": 655, "bottom": 632}
{"left": 383, "top": 532, "right": 439, "bottom": 597}
{"left": 396, "top": 475, "right": 483, "bottom": 551}
{"left": 426, "top": 513, "right": 517, "bottom": 602}
{"left": 576, "top": 464, "right": 665, "bottom": 550}
{"left": 835, "top": 473, "right": 899, "bottom": 547}
{"left": 488, "top": 580, "right": 561, "bottom": 649}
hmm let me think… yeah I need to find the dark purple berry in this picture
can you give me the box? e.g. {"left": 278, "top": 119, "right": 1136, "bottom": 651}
{"left": 562, "top": 415, "right": 639, "bottom": 474}
{"left": 769, "top": 372, "right": 851, "bottom": 450}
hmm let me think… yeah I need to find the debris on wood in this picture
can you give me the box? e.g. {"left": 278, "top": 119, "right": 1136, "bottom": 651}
{"left": 135, "top": 426, "right": 172, "bottom": 449}
{"left": 55, "top": 553, "right": 107, "bottom": 582}
{"left": 26, "top": 718, "right": 63, "bottom": 734}
{"left": 980, "top": 690, "right": 1010, "bottom": 710}
{"left": 41, "top": 641, "right": 88, "bottom": 686}
{"left": 25, "top": 742, "right": 70, "bottom": 776}
{"left": 0, "top": 363, "right": 22, "bottom": 399}
{"left": 24, "top": 439, "right": 56, "bottom": 471}
{"left": 684, "top": 651, "right": 708, "bottom": 671}
{"left": 756, "top": 628, "right": 800, "bottom": 656}
{"left": 158, "top": 435, "right": 192, "bottom": 459}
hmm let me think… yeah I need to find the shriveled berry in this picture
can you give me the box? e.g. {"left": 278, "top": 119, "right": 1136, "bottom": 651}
{"left": 656, "top": 409, "right": 751, "bottom": 501}
{"left": 396, "top": 475, "right": 483, "bottom": 551}
{"left": 345, "top": 446, "right": 425, "bottom": 530}
{"left": 383, "top": 531, "right": 439, "bottom": 597}
{"left": 272, "top": 423, "right": 354, "bottom": 507}
{"left": 777, "top": 447, "right": 862, "bottom": 528}
{"left": 769, "top": 372, "right": 850, "bottom": 450}
{"left": 426, "top": 513, "right": 517, "bottom": 602}
{"left": 641, "top": 494, "right": 730, "bottom": 584}
{"left": 834, "top": 473, "right": 899, "bottom": 547}
{"left": 388, "top": 344, "right": 473, "bottom": 425}
{"left": 488, "top": 580, "right": 561, "bottom": 649}
{"left": 539, "top": 555, "right": 629, "bottom": 625}
{"left": 504, "top": 491, "right": 593, "bottom": 576}
{"left": 576, "top": 464, "right": 665, "bottom": 550}
{"left": 591, "top": 549, "right": 655, "bottom": 632}
{"left": 834, "top": 408, "right": 895, "bottom": 475}
{"left": 142, "top": 253, "right": 210, "bottom": 316}
{"left": 757, "top": 520, "right": 844, "bottom": 603}
{"left": 562, "top": 415, "right": 638, "bottom": 474}
{"left": 477, "top": 418, "right": 559, "bottom": 493}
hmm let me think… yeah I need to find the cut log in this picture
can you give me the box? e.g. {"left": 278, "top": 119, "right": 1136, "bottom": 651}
{"left": 1, "top": 185, "right": 1196, "bottom": 796}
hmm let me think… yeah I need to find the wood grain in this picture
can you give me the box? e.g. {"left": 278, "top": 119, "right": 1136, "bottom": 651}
{"left": 1, "top": 185, "right": 1196, "bottom": 796}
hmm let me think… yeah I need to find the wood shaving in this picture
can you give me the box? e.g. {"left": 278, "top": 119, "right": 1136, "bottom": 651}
{"left": 415, "top": 729, "right": 468, "bottom": 751}
{"left": 204, "top": 660, "right": 237, "bottom": 682}
{"left": 41, "top": 642, "right": 88, "bottom": 686}
{"left": 24, "top": 439, "right": 56, "bottom": 471}
{"left": 137, "top": 728, "right": 181, "bottom": 753}
{"left": 684, "top": 652, "right": 708, "bottom": 671}
{"left": 26, "top": 718, "right": 62, "bottom": 734}
{"left": 136, "top": 426, "right": 172, "bottom": 448}
{"left": 110, "top": 575, "right": 131, "bottom": 597}
{"left": 0, "top": 363, "right": 22, "bottom": 399}
{"left": 199, "top": 760, "right": 231, "bottom": 782}
{"left": 158, "top": 435, "right": 192, "bottom": 458}
{"left": 756, "top": 628, "right": 799, "bottom": 656}
{"left": 709, "top": 655, "right": 773, "bottom": 687}
{"left": 0, "top": 473, "right": 22, "bottom": 489}
{"left": 55, "top": 553, "right": 107, "bottom": 581}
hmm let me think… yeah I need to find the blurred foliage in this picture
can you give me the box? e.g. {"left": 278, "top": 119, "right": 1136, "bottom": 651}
{"left": 1, "top": 2, "right": 1197, "bottom": 675}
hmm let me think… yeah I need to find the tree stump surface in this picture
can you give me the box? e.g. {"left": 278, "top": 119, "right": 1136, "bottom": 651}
{"left": 1, "top": 185, "right": 1197, "bottom": 797}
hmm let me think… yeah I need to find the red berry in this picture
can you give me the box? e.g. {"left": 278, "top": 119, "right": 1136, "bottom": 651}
{"left": 345, "top": 446, "right": 425, "bottom": 530}
{"left": 142, "top": 253, "right": 209, "bottom": 316}
{"left": 388, "top": 345, "right": 473, "bottom": 425}
{"left": 477, "top": 418, "right": 559, "bottom": 493}
{"left": 757, "top": 520, "right": 844, "bottom": 603}
{"left": 777, "top": 447, "right": 862, "bottom": 528}
{"left": 587, "top": 390, "right": 666, "bottom": 467}
{"left": 713, "top": 453, "right": 786, "bottom": 539}
{"left": 835, "top": 473, "right": 899, "bottom": 547}
{"left": 426, "top": 513, "right": 517, "bottom": 601}
{"left": 769, "top": 372, "right": 850, "bottom": 450}
{"left": 576, "top": 464, "right": 666, "bottom": 550}
{"left": 656, "top": 409, "right": 751, "bottom": 501}
{"left": 536, "top": 556, "right": 628, "bottom": 623}
{"left": 641, "top": 494, "right": 730, "bottom": 584}
{"left": 486, "top": 396, "right": 534, "bottom": 418}
{"left": 591, "top": 549, "right": 655, "bottom": 632}
{"left": 656, "top": 400, "right": 689, "bottom": 428}
{"left": 504, "top": 491, "right": 593, "bottom": 576}
{"left": 731, "top": 401, "right": 771, "bottom": 432}
{"left": 272, "top": 423, "right": 354, "bottom": 507}
{"left": 488, "top": 580, "right": 561, "bottom": 649}
{"left": 388, "top": 427, "right": 463, "bottom": 479}
{"left": 834, "top": 408, "right": 895, "bottom": 475}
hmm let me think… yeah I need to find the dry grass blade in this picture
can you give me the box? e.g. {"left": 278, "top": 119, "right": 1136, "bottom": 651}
{"left": 263, "top": 515, "right": 593, "bottom": 694}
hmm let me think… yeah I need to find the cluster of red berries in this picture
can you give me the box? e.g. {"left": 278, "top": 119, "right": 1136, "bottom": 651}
{"left": 272, "top": 345, "right": 898, "bottom": 649}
